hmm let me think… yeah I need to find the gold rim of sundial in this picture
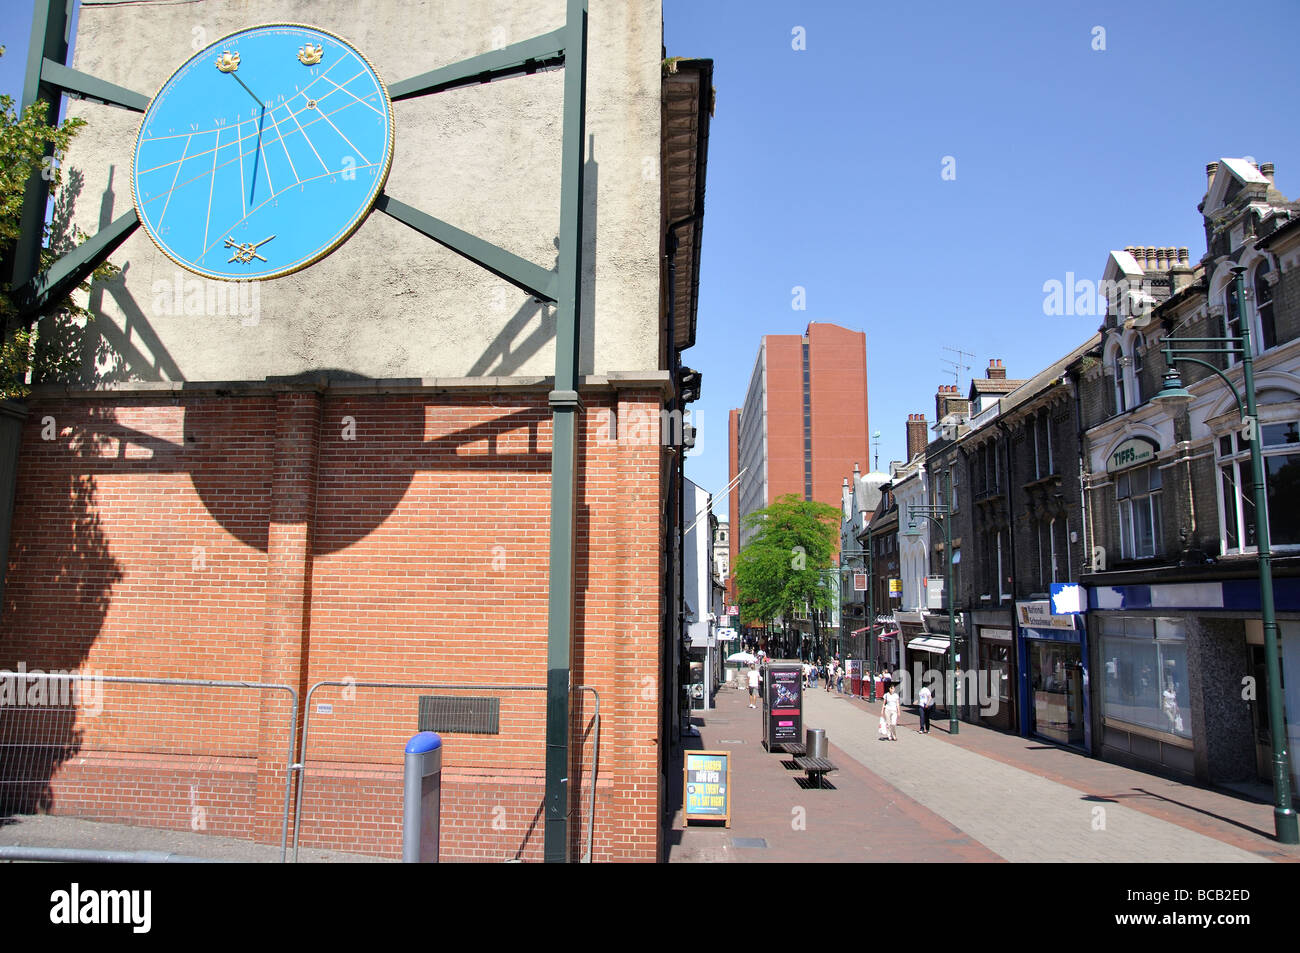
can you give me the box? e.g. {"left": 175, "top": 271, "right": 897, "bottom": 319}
{"left": 129, "top": 22, "right": 396, "bottom": 282}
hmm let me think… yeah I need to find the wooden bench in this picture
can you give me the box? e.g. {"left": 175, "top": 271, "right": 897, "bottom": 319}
{"left": 793, "top": 755, "right": 837, "bottom": 788}
{"left": 778, "top": 741, "right": 807, "bottom": 757}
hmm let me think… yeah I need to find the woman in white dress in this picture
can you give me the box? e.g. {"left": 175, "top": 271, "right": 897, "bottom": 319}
{"left": 882, "top": 682, "right": 900, "bottom": 741}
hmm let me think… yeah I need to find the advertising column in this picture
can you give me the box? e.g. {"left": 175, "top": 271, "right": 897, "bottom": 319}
{"left": 762, "top": 661, "right": 804, "bottom": 751}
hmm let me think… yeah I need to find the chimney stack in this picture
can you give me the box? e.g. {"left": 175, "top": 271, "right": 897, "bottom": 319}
{"left": 1261, "top": 162, "right": 1276, "bottom": 186}
{"left": 1206, "top": 161, "right": 1219, "bottom": 191}
{"left": 934, "top": 385, "right": 970, "bottom": 426}
{"left": 906, "top": 413, "right": 928, "bottom": 462}
{"left": 987, "top": 358, "right": 1006, "bottom": 381}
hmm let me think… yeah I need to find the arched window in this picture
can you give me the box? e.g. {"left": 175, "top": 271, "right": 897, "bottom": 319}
{"left": 1255, "top": 260, "right": 1276, "bottom": 351}
{"left": 1223, "top": 280, "right": 1242, "bottom": 366}
{"left": 1111, "top": 345, "right": 1127, "bottom": 414}
{"left": 1132, "top": 343, "right": 1144, "bottom": 405}
{"left": 1216, "top": 391, "right": 1300, "bottom": 553}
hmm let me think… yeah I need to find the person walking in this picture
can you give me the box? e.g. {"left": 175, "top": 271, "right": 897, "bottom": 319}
{"left": 747, "top": 664, "right": 759, "bottom": 708}
{"left": 882, "top": 681, "right": 900, "bottom": 741}
{"left": 917, "top": 681, "right": 933, "bottom": 734}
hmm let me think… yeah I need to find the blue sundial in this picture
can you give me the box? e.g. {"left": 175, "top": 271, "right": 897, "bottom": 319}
{"left": 131, "top": 24, "right": 395, "bottom": 281}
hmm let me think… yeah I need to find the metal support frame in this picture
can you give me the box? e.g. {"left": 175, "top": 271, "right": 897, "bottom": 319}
{"left": 907, "top": 472, "right": 958, "bottom": 734}
{"left": 1157, "top": 266, "right": 1297, "bottom": 844}
{"left": 291, "top": 681, "right": 601, "bottom": 862}
{"left": 16, "top": 0, "right": 593, "bottom": 863}
{"left": 0, "top": 672, "right": 298, "bottom": 861}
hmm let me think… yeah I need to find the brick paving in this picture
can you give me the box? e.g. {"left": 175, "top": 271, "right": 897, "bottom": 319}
{"left": 665, "top": 683, "right": 1000, "bottom": 862}
{"left": 667, "top": 681, "right": 1296, "bottom": 863}
{"left": 826, "top": 687, "right": 1300, "bottom": 863}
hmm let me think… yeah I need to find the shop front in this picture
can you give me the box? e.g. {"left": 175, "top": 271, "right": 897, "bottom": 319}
{"left": 1016, "top": 601, "right": 1089, "bottom": 751}
{"left": 974, "top": 622, "right": 1016, "bottom": 731}
{"left": 1092, "top": 613, "right": 1193, "bottom": 776}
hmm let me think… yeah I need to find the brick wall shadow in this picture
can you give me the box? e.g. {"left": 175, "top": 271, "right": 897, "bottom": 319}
{"left": 0, "top": 406, "right": 124, "bottom": 821}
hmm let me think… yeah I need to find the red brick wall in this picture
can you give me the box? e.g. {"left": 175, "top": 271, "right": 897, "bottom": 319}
{"left": 0, "top": 386, "right": 664, "bottom": 861}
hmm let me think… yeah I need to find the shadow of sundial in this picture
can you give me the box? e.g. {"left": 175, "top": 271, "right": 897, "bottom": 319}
{"left": 75, "top": 372, "right": 551, "bottom": 556}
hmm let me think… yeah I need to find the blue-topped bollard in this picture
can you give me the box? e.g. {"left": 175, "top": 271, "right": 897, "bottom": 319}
{"left": 402, "top": 731, "right": 442, "bottom": 863}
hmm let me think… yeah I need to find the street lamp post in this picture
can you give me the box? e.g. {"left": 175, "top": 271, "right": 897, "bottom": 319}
{"left": 904, "top": 469, "right": 958, "bottom": 734}
{"left": 865, "top": 525, "right": 877, "bottom": 702}
{"left": 1153, "top": 265, "right": 1297, "bottom": 844}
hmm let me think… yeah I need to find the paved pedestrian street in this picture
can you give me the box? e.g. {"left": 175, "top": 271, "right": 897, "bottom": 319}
{"left": 667, "top": 683, "right": 1300, "bottom": 863}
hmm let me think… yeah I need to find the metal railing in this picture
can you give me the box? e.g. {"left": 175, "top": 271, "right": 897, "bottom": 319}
{"left": 0, "top": 673, "right": 298, "bottom": 861}
{"left": 291, "top": 681, "right": 601, "bottom": 862}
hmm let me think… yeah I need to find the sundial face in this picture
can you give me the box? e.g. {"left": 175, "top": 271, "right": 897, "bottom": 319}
{"left": 131, "top": 24, "right": 395, "bottom": 281}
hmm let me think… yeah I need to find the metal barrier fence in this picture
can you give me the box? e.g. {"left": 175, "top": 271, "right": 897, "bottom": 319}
{"left": 292, "top": 681, "right": 601, "bottom": 863}
{"left": 0, "top": 673, "right": 298, "bottom": 861}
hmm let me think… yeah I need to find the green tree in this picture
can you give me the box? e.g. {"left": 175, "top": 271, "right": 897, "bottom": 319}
{"left": 0, "top": 75, "right": 115, "bottom": 398}
{"left": 733, "top": 494, "right": 841, "bottom": 636}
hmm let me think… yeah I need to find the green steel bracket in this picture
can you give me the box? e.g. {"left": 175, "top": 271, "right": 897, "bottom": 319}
{"left": 548, "top": 389, "right": 584, "bottom": 411}
{"left": 6, "top": 5, "right": 147, "bottom": 324}
{"left": 543, "top": 0, "right": 588, "bottom": 865}
{"left": 40, "top": 59, "right": 149, "bottom": 112}
{"left": 1160, "top": 351, "right": 1245, "bottom": 421}
{"left": 388, "top": 29, "right": 567, "bottom": 100}
{"left": 374, "top": 194, "right": 558, "bottom": 302}
{"left": 8, "top": 0, "right": 70, "bottom": 298}
{"left": 13, "top": 209, "right": 139, "bottom": 319}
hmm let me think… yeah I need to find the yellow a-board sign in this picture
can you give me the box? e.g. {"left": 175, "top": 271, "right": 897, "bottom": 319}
{"left": 684, "top": 750, "right": 731, "bottom": 826}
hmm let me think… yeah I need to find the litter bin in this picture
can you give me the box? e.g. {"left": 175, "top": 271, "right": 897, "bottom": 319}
{"left": 402, "top": 731, "right": 442, "bottom": 863}
{"left": 806, "top": 727, "right": 827, "bottom": 760}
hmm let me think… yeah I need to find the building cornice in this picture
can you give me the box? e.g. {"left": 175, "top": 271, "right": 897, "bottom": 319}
{"left": 28, "top": 370, "right": 678, "bottom": 401}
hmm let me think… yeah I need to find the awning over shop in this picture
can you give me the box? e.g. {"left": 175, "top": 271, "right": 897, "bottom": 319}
{"left": 907, "top": 636, "right": 951, "bottom": 655}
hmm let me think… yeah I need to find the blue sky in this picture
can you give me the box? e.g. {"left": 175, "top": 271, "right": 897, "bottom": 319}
{"left": 5, "top": 1, "right": 1300, "bottom": 519}
{"left": 664, "top": 0, "right": 1300, "bottom": 516}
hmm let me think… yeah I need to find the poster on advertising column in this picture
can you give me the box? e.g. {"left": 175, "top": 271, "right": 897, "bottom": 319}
{"left": 684, "top": 750, "right": 731, "bottom": 825}
{"left": 762, "top": 662, "right": 804, "bottom": 750}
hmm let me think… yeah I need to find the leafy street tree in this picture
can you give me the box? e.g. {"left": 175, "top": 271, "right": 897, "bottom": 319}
{"left": 733, "top": 494, "right": 841, "bottom": 654}
{"left": 0, "top": 61, "right": 116, "bottom": 399}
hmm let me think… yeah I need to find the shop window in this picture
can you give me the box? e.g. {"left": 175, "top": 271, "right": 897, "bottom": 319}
{"left": 1100, "top": 616, "right": 1190, "bottom": 740}
{"left": 1217, "top": 417, "right": 1300, "bottom": 552}
{"left": 1116, "top": 463, "right": 1162, "bottom": 560}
